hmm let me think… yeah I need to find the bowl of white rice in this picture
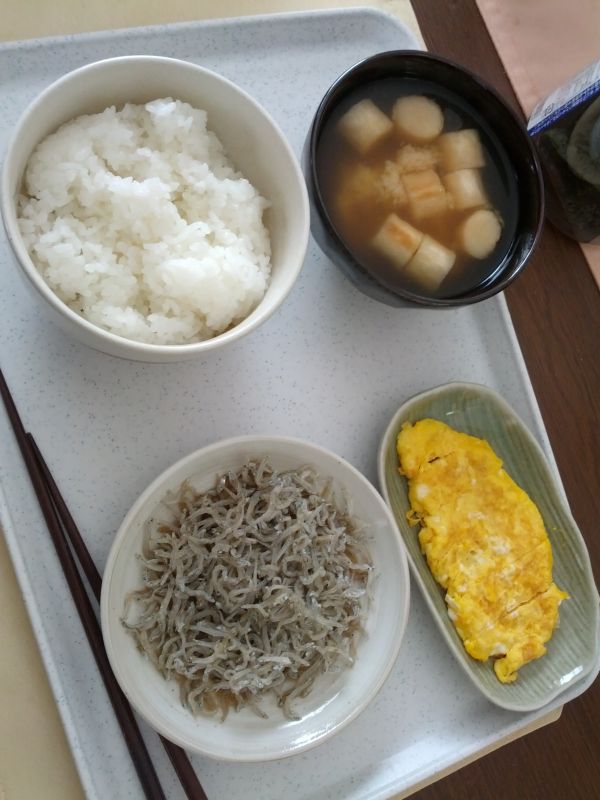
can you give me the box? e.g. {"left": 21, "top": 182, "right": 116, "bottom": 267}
{"left": 1, "top": 56, "right": 309, "bottom": 362}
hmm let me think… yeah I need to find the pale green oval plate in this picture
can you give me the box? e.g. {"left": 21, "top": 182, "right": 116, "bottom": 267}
{"left": 378, "top": 382, "right": 600, "bottom": 712}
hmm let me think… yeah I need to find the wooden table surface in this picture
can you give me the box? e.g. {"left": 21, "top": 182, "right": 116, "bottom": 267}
{"left": 411, "top": 2, "right": 600, "bottom": 799}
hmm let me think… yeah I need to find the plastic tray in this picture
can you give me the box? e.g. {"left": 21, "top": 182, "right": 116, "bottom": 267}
{"left": 1, "top": 9, "right": 597, "bottom": 800}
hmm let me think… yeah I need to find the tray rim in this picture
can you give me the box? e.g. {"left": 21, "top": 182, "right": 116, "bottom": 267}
{"left": 0, "top": 7, "right": 583, "bottom": 800}
{"left": 0, "top": 5, "right": 415, "bottom": 53}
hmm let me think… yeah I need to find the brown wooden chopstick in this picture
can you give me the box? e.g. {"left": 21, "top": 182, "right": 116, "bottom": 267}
{"left": 26, "top": 433, "right": 208, "bottom": 800}
{"left": 0, "top": 367, "right": 167, "bottom": 800}
{"left": 27, "top": 433, "right": 103, "bottom": 598}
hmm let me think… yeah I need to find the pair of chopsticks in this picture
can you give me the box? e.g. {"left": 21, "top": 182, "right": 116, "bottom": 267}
{"left": 0, "top": 368, "right": 208, "bottom": 800}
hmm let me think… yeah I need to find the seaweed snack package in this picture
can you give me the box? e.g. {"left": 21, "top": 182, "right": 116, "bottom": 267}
{"left": 529, "top": 59, "right": 600, "bottom": 243}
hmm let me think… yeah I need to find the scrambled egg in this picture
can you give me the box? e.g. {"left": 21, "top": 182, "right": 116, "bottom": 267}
{"left": 397, "top": 418, "right": 568, "bottom": 683}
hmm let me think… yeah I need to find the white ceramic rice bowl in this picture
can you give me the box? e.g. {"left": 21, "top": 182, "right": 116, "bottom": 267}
{"left": 0, "top": 56, "right": 309, "bottom": 362}
{"left": 100, "top": 436, "right": 410, "bottom": 761}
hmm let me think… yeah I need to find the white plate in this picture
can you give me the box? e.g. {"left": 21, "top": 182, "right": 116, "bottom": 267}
{"left": 100, "top": 435, "right": 410, "bottom": 761}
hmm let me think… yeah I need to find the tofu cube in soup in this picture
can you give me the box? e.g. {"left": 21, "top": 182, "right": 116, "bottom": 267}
{"left": 396, "top": 143, "right": 439, "bottom": 175}
{"left": 405, "top": 235, "right": 456, "bottom": 290}
{"left": 402, "top": 169, "right": 448, "bottom": 220}
{"left": 443, "top": 169, "right": 488, "bottom": 211}
{"left": 371, "top": 214, "right": 423, "bottom": 269}
{"left": 377, "top": 161, "right": 408, "bottom": 209}
{"left": 459, "top": 209, "right": 503, "bottom": 258}
{"left": 334, "top": 163, "right": 382, "bottom": 219}
{"left": 337, "top": 99, "right": 393, "bottom": 155}
{"left": 438, "top": 129, "right": 486, "bottom": 172}
{"left": 335, "top": 161, "right": 407, "bottom": 223}
{"left": 392, "top": 96, "right": 444, "bottom": 143}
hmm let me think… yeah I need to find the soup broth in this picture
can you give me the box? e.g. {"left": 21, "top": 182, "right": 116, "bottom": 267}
{"left": 316, "top": 77, "right": 518, "bottom": 299}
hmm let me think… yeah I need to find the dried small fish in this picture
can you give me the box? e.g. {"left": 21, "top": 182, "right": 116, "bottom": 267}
{"left": 122, "top": 459, "right": 372, "bottom": 720}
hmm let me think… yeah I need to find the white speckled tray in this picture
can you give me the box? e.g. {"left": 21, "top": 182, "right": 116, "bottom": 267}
{"left": 1, "top": 9, "right": 598, "bottom": 800}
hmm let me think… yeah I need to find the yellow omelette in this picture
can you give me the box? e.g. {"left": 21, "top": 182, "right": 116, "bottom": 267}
{"left": 397, "top": 418, "right": 568, "bottom": 683}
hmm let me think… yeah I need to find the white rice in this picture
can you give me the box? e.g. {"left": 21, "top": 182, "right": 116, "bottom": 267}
{"left": 17, "top": 99, "right": 271, "bottom": 345}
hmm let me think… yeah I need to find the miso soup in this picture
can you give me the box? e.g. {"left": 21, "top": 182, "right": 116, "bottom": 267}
{"left": 316, "top": 77, "right": 518, "bottom": 299}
